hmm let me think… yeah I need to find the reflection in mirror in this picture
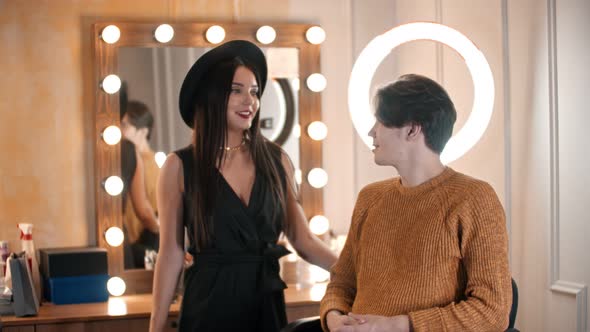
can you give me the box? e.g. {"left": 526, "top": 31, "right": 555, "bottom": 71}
{"left": 118, "top": 47, "right": 300, "bottom": 270}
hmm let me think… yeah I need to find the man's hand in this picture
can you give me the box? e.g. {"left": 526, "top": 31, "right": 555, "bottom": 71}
{"left": 326, "top": 310, "right": 364, "bottom": 332}
{"left": 334, "top": 313, "right": 411, "bottom": 332}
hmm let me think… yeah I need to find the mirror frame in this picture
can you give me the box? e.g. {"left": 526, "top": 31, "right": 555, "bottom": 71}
{"left": 93, "top": 21, "right": 324, "bottom": 293}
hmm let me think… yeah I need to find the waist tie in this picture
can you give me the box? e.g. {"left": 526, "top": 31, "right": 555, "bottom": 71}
{"left": 194, "top": 243, "right": 290, "bottom": 293}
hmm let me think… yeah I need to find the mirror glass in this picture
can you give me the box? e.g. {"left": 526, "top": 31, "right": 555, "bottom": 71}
{"left": 118, "top": 46, "right": 300, "bottom": 270}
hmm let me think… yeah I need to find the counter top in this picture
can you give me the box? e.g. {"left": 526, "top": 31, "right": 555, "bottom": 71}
{"left": 1, "top": 283, "right": 326, "bottom": 326}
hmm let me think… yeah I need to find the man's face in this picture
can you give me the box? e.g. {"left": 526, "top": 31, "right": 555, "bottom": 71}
{"left": 368, "top": 119, "right": 411, "bottom": 167}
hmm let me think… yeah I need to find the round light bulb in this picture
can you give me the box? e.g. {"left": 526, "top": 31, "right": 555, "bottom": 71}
{"left": 101, "top": 74, "right": 122, "bottom": 94}
{"left": 104, "top": 175, "right": 124, "bottom": 196}
{"left": 107, "top": 297, "right": 127, "bottom": 316}
{"left": 306, "top": 73, "right": 327, "bottom": 92}
{"left": 306, "top": 26, "right": 326, "bottom": 45}
{"left": 154, "top": 24, "right": 174, "bottom": 43}
{"left": 309, "top": 215, "right": 330, "bottom": 235}
{"left": 348, "top": 22, "right": 495, "bottom": 164}
{"left": 307, "top": 168, "right": 328, "bottom": 188}
{"left": 294, "top": 169, "right": 302, "bottom": 185}
{"left": 101, "top": 25, "right": 120, "bottom": 44}
{"left": 102, "top": 125, "right": 121, "bottom": 145}
{"left": 256, "top": 25, "right": 276, "bottom": 44}
{"left": 107, "top": 277, "right": 126, "bottom": 296}
{"left": 206, "top": 25, "right": 226, "bottom": 44}
{"left": 155, "top": 151, "right": 167, "bottom": 168}
{"left": 307, "top": 121, "right": 328, "bottom": 141}
{"left": 105, "top": 226, "right": 124, "bottom": 247}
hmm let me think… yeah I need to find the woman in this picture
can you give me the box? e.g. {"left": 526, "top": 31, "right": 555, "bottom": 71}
{"left": 149, "top": 40, "right": 337, "bottom": 332}
{"left": 121, "top": 100, "right": 160, "bottom": 268}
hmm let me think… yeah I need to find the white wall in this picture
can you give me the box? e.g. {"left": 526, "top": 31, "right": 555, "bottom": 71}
{"left": 285, "top": 0, "right": 589, "bottom": 330}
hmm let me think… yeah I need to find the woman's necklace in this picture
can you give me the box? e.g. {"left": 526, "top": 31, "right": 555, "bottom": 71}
{"left": 221, "top": 138, "right": 246, "bottom": 152}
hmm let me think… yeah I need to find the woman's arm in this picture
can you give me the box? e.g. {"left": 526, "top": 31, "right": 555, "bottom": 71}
{"left": 129, "top": 149, "right": 160, "bottom": 233}
{"left": 281, "top": 153, "right": 337, "bottom": 271}
{"left": 149, "top": 154, "right": 186, "bottom": 332}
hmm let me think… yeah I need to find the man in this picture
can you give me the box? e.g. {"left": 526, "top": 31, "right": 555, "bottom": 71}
{"left": 321, "top": 74, "right": 512, "bottom": 332}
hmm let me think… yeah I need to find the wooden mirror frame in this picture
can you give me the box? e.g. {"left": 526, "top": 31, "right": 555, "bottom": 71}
{"left": 93, "top": 21, "right": 324, "bottom": 293}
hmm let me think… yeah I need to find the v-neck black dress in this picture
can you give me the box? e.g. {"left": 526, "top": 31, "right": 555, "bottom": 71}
{"left": 174, "top": 145, "right": 290, "bottom": 332}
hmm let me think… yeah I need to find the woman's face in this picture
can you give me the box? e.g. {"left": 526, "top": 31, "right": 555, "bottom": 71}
{"left": 226, "top": 66, "right": 260, "bottom": 133}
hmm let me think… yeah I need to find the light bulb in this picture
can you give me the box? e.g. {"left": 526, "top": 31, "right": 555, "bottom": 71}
{"left": 101, "top": 74, "right": 121, "bottom": 94}
{"left": 104, "top": 176, "right": 124, "bottom": 196}
{"left": 102, "top": 125, "right": 121, "bottom": 145}
{"left": 154, "top": 24, "right": 174, "bottom": 43}
{"left": 309, "top": 215, "right": 330, "bottom": 235}
{"left": 306, "top": 26, "right": 326, "bottom": 45}
{"left": 101, "top": 25, "right": 120, "bottom": 44}
{"left": 256, "top": 25, "right": 276, "bottom": 44}
{"left": 307, "top": 168, "right": 328, "bottom": 188}
{"left": 206, "top": 25, "right": 226, "bottom": 44}
{"left": 155, "top": 151, "right": 167, "bottom": 168}
{"left": 307, "top": 121, "right": 328, "bottom": 141}
{"left": 306, "top": 73, "right": 327, "bottom": 92}
{"left": 105, "top": 227, "right": 124, "bottom": 247}
{"left": 107, "top": 277, "right": 126, "bottom": 296}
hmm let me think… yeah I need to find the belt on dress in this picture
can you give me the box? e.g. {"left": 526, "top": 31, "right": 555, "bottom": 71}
{"left": 194, "top": 243, "right": 291, "bottom": 293}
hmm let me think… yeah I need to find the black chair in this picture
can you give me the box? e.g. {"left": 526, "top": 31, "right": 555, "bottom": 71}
{"left": 281, "top": 278, "right": 519, "bottom": 332}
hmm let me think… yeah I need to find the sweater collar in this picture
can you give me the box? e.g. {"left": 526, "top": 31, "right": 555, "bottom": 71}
{"left": 392, "top": 167, "right": 456, "bottom": 196}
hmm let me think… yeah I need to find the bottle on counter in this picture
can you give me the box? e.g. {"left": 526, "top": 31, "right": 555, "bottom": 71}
{"left": 18, "top": 223, "right": 42, "bottom": 301}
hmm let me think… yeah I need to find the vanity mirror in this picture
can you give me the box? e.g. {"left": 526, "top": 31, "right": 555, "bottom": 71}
{"left": 93, "top": 21, "right": 326, "bottom": 293}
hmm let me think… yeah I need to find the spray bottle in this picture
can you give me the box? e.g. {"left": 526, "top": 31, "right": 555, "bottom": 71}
{"left": 18, "top": 223, "right": 42, "bottom": 301}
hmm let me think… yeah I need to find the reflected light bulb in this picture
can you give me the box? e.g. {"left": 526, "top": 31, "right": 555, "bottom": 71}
{"left": 105, "top": 227, "right": 124, "bottom": 247}
{"left": 107, "top": 277, "right": 126, "bottom": 296}
{"left": 307, "top": 121, "right": 328, "bottom": 141}
{"left": 101, "top": 25, "right": 120, "bottom": 44}
{"left": 309, "top": 215, "right": 330, "bottom": 235}
{"left": 306, "top": 26, "right": 326, "bottom": 45}
{"left": 206, "top": 25, "right": 226, "bottom": 44}
{"left": 306, "top": 73, "right": 327, "bottom": 92}
{"left": 101, "top": 74, "right": 122, "bottom": 94}
{"left": 256, "top": 25, "right": 276, "bottom": 44}
{"left": 108, "top": 297, "right": 127, "bottom": 316}
{"left": 102, "top": 125, "right": 121, "bottom": 145}
{"left": 154, "top": 24, "right": 174, "bottom": 43}
{"left": 104, "top": 176, "right": 124, "bottom": 196}
{"left": 307, "top": 168, "right": 328, "bottom": 188}
{"left": 155, "top": 151, "right": 167, "bottom": 168}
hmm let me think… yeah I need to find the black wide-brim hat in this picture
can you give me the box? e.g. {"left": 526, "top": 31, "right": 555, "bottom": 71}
{"left": 178, "top": 40, "right": 268, "bottom": 127}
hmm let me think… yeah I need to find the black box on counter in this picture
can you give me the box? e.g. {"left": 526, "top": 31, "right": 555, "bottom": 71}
{"left": 38, "top": 247, "right": 108, "bottom": 279}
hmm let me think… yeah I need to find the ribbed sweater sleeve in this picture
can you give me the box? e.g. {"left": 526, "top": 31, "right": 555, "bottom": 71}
{"left": 408, "top": 182, "right": 512, "bottom": 332}
{"left": 319, "top": 182, "right": 384, "bottom": 331}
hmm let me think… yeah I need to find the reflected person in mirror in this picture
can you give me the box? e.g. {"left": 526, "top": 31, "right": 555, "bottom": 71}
{"left": 149, "top": 40, "right": 337, "bottom": 332}
{"left": 321, "top": 74, "right": 512, "bottom": 332}
{"left": 121, "top": 100, "right": 160, "bottom": 268}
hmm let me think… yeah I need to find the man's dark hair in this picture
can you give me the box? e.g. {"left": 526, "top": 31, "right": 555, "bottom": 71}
{"left": 374, "top": 74, "right": 457, "bottom": 154}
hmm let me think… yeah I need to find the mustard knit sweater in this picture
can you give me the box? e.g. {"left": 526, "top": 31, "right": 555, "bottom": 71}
{"left": 320, "top": 168, "right": 512, "bottom": 332}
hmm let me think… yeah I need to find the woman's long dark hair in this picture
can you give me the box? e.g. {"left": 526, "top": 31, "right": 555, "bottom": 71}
{"left": 191, "top": 57, "right": 288, "bottom": 251}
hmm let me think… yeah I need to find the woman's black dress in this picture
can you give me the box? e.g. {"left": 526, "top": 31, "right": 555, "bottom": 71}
{"left": 174, "top": 146, "right": 290, "bottom": 332}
